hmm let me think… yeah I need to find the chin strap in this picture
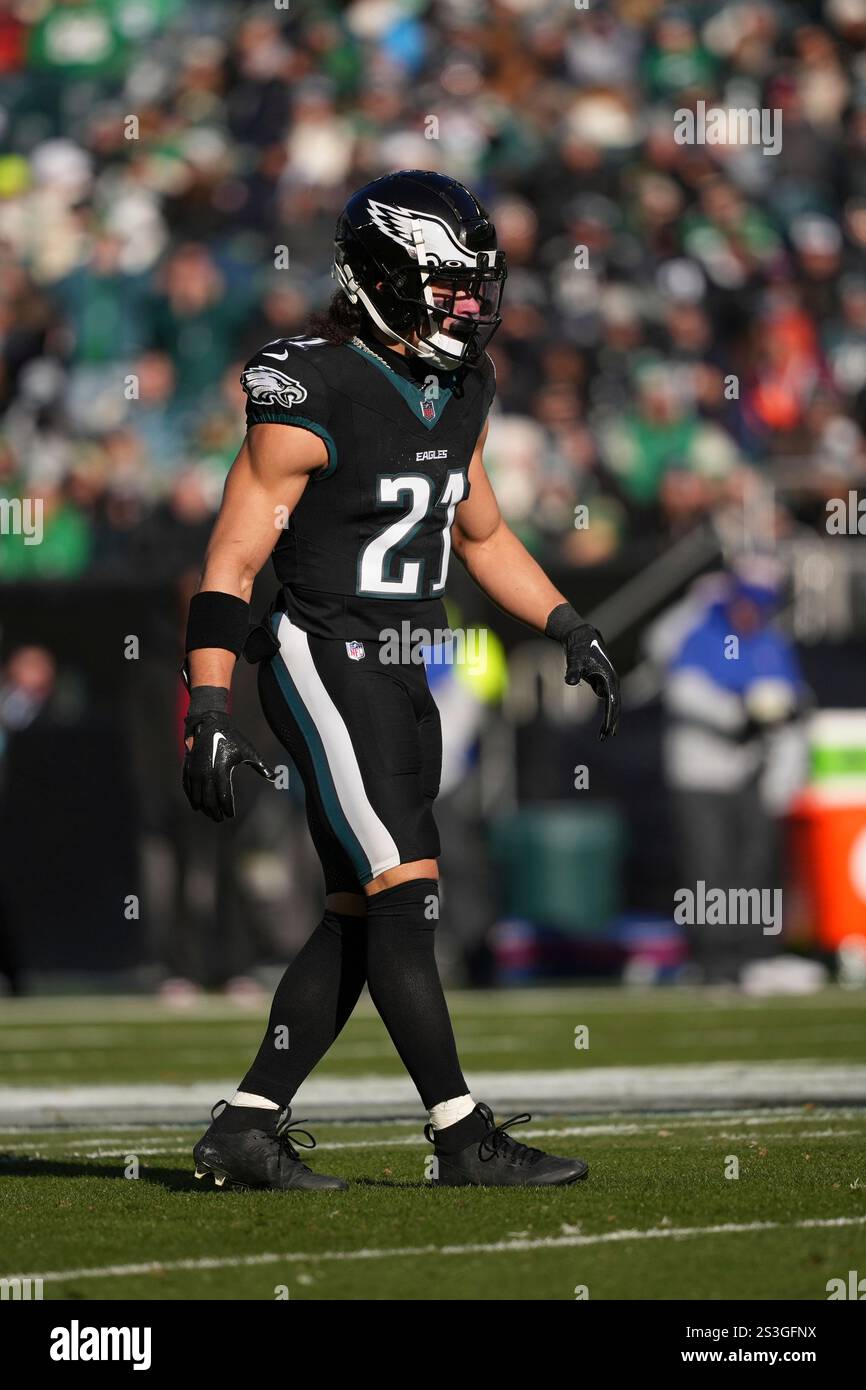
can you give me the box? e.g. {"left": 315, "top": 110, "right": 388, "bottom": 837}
{"left": 336, "top": 258, "right": 467, "bottom": 370}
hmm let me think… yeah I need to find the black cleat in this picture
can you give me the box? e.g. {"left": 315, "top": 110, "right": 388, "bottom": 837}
{"left": 426, "top": 1102, "right": 589, "bottom": 1187}
{"left": 193, "top": 1101, "right": 347, "bottom": 1191}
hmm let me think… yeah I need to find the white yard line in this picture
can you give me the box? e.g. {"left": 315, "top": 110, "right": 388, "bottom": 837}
{"left": 6, "top": 1215, "right": 866, "bottom": 1287}
{"left": 2, "top": 1109, "right": 863, "bottom": 1158}
{"left": 1, "top": 1061, "right": 865, "bottom": 1126}
{"left": 6, "top": 1124, "right": 864, "bottom": 1162}
{"left": 4, "top": 1104, "right": 863, "bottom": 1141}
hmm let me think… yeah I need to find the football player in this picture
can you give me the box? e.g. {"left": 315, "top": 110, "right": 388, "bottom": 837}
{"left": 183, "top": 171, "right": 620, "bottom": 1191}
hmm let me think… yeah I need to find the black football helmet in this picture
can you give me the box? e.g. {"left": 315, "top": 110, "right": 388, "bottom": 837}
{"left": 334, "top": 170, "right": 507, "bottom": 370}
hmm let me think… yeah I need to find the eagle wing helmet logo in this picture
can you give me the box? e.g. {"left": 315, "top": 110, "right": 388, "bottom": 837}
{"left": 241, "top": 365, "right": 308, "bottom": 409}
{"left": 366, "top": 198, "right": 477, "bottom": 268}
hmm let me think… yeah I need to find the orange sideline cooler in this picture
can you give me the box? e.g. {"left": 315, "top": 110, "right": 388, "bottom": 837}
{"left": 789, "top": 711, "right": 866, "bottom": 948}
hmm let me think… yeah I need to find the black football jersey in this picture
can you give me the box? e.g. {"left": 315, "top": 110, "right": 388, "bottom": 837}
{"left": 240, "top": 331, "right": 495, "bottom": 640}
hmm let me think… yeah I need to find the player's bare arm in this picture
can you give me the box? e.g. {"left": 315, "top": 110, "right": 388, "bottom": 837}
{"left": 453, "top": 423, "right": 621, "bottom": 739}
{"left": 183, "top": 425, "right": 325, "bottom": 820}
{"left": 188, "top": 426, "right": 324, "bottom": 686}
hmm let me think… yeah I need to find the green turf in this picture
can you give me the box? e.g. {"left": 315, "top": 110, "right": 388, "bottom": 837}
{"left": 1, "top": 1110, "right": 864, "bottom": 1300}
{"left": 0, "top": 987, "right": 864, "bottom": 1086}
{"left": 1, "top": 987, "right": 864, "bottom": 1299}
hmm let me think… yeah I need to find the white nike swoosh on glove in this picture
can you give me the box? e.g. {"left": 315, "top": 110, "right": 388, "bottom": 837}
{"left": 263, "top": 349, "right": 289, "bottom": 360}
{"left": 212, "top": 732, "right": 227, "bottom": 765}
{"left": 590, "top": 638, "right": 613, "bottom": 668}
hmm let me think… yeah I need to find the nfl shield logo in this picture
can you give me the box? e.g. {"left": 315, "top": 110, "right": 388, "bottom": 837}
{"left": 346, "top": 640, "right": 365, "bottom": 661}
{"left": 421, "top": 399, "right": 436, "bottom": 421}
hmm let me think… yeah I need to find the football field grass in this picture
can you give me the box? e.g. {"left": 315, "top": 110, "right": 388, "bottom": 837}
{"left": 0, "top": 987, "right": 864, "bottom": 1300}
{"left": 1, "top": 984, "right": 865, "bottom": 1085}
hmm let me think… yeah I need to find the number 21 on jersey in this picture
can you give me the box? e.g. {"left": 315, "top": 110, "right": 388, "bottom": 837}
{"left": 357, "top": 470, "right": 467, "bottom": 598}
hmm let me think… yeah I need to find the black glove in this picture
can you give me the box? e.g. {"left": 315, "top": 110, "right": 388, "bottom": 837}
{"left": 546, "top": 604, "right": 621, "bottom": 741}
{"left": 182, "top": 686, "right": 275, "bottom": 822}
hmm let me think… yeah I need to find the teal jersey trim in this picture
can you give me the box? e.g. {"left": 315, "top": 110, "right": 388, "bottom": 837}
{"left": 268, "top": 619, "right": 372, "bottom": 883}
{"left": 347, "top": 343, "right": 453, "bottom": 430}
{"left": 247, "top": 412, "right": 338, "bottom": 478}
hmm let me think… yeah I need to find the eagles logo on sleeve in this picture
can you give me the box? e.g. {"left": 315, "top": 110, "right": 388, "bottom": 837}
{"left": 241, "top": 365, "right": 309, "bottom": 410}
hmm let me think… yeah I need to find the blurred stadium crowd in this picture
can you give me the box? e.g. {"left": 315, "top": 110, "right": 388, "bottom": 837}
{"left": 2, "top": 0, "right": 866, "bottom": 993}
{"left": 2, "top": 0, "right": 866, "bottom": 583}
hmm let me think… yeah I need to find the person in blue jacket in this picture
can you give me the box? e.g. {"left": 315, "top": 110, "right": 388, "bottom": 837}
{"left": 663, "top": 562, "right": 809, "bottom": 984}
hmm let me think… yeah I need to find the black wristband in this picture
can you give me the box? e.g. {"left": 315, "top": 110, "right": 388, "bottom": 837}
{"left": 186, "top": 686, "right": 229, "bottom": 721}
{"left": 545, "top": 602, "right": 590, "bottom": 643}
{"left": 185, "top": 591, "right": 250, "bottom": 656}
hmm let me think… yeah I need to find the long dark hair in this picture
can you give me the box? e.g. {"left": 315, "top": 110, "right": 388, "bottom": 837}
{"left": 308, "top": 290, "right": 365, "bottom": 345}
